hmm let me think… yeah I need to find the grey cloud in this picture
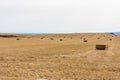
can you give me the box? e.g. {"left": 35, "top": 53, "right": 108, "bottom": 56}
{"left": 0, "top": 0, "right": 120, "bottom": 33}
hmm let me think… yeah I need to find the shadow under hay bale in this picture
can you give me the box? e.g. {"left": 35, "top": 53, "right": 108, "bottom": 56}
{"left": 96, "top": 45, "right": 107, "bottom": 50}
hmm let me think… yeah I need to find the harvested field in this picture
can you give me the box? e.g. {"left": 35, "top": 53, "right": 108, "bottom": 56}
{"left": 0, "top": 33, "right": 120, "bottom": 80}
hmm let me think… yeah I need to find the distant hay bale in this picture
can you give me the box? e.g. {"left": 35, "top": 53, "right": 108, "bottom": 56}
{"left": 109, "top": 39, "right": 112, "bottom": 41}
{"left": 41, "top": 37, "right": 45, "bottom": 39}
{"left": 83, "top": 40, "right": 87, "bottom": 42}
{"left": 97, "top": 38, "right": 100, "bottom": 39}
{"left": 59, "top": 39, "right": 63, "bottom": 41}
{"left": 96, "top": 44, "right": 107, "bottom": 50}
{"left": 70, "top": 37, "right": 72, "bottom": 39}
{"left": 50, "top": 38, "right": 54, "bottom": 40}
{"left": 16, "top": 38, "right": 20, "bottom": 40}
{"left": 58, "top": 35, "right": 61, "bottom": 37}
{"left": 63, "top": 36, "right": 66, "bottom": 38}
{"left": 80, "top": 37, "right": 83, "bottom": 39}
{"left": 83, "top": 38, "right": 87, "bottom": 42}
{"left": 27, "top": 37, "right": 31, "bottom": 39}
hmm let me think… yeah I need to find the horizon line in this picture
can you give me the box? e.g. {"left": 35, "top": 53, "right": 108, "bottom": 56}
{"left": 0, "top": 32, "right": 119, "bottom": 34}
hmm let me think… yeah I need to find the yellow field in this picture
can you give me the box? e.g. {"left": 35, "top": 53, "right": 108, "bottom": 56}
{"left": 0, "top": 33, "right": 120, "bottom": 80}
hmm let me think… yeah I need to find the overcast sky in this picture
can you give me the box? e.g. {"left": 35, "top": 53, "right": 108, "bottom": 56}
{"left": 0, "top": 0, "right": 120, "bottom": 33}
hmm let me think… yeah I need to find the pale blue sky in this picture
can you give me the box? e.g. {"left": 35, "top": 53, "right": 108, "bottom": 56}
{"left": 0, "top": 0, "right": 120, "bottom": 33}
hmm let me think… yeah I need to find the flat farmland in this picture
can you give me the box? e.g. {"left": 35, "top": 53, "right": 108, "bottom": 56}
{"left": 0, "top": 33, "right": 120, "bottom": 80}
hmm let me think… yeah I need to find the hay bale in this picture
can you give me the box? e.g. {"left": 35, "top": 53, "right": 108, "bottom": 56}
{"left": 109, "top": 39, "right": 112, "bottom": 41}
{"left": 41, "top": 37, "right": 45, "bottom": 39}
{"left": 27, "top": 37, "right": 31, "bottom": 39}
{"left": 50, "top": 38, "right": 54, "bottom": 40}
{"left": 63, "top": 36, "right": 66, "bottom": 38}
{"left": 16, "top": 38, "right": 20, "bottom": 40}
{"left": 96, "top": 45, "right": 107, "bottom": 50}
{"left": 83, "top": 38, "right": 87, "bottom": 42}
{"left": 97, "top": 38, "right": 100, "bottom": 39}
{"left": 59, "top": 39, "right": 63, "bottom": 41}
{"left": 83, "top": 40, "right": 87, "bottom": 42}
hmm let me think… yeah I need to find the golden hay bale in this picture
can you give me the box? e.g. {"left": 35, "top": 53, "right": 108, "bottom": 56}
{"left": 96, "top": 45, "right": 107, "bottom": 50}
